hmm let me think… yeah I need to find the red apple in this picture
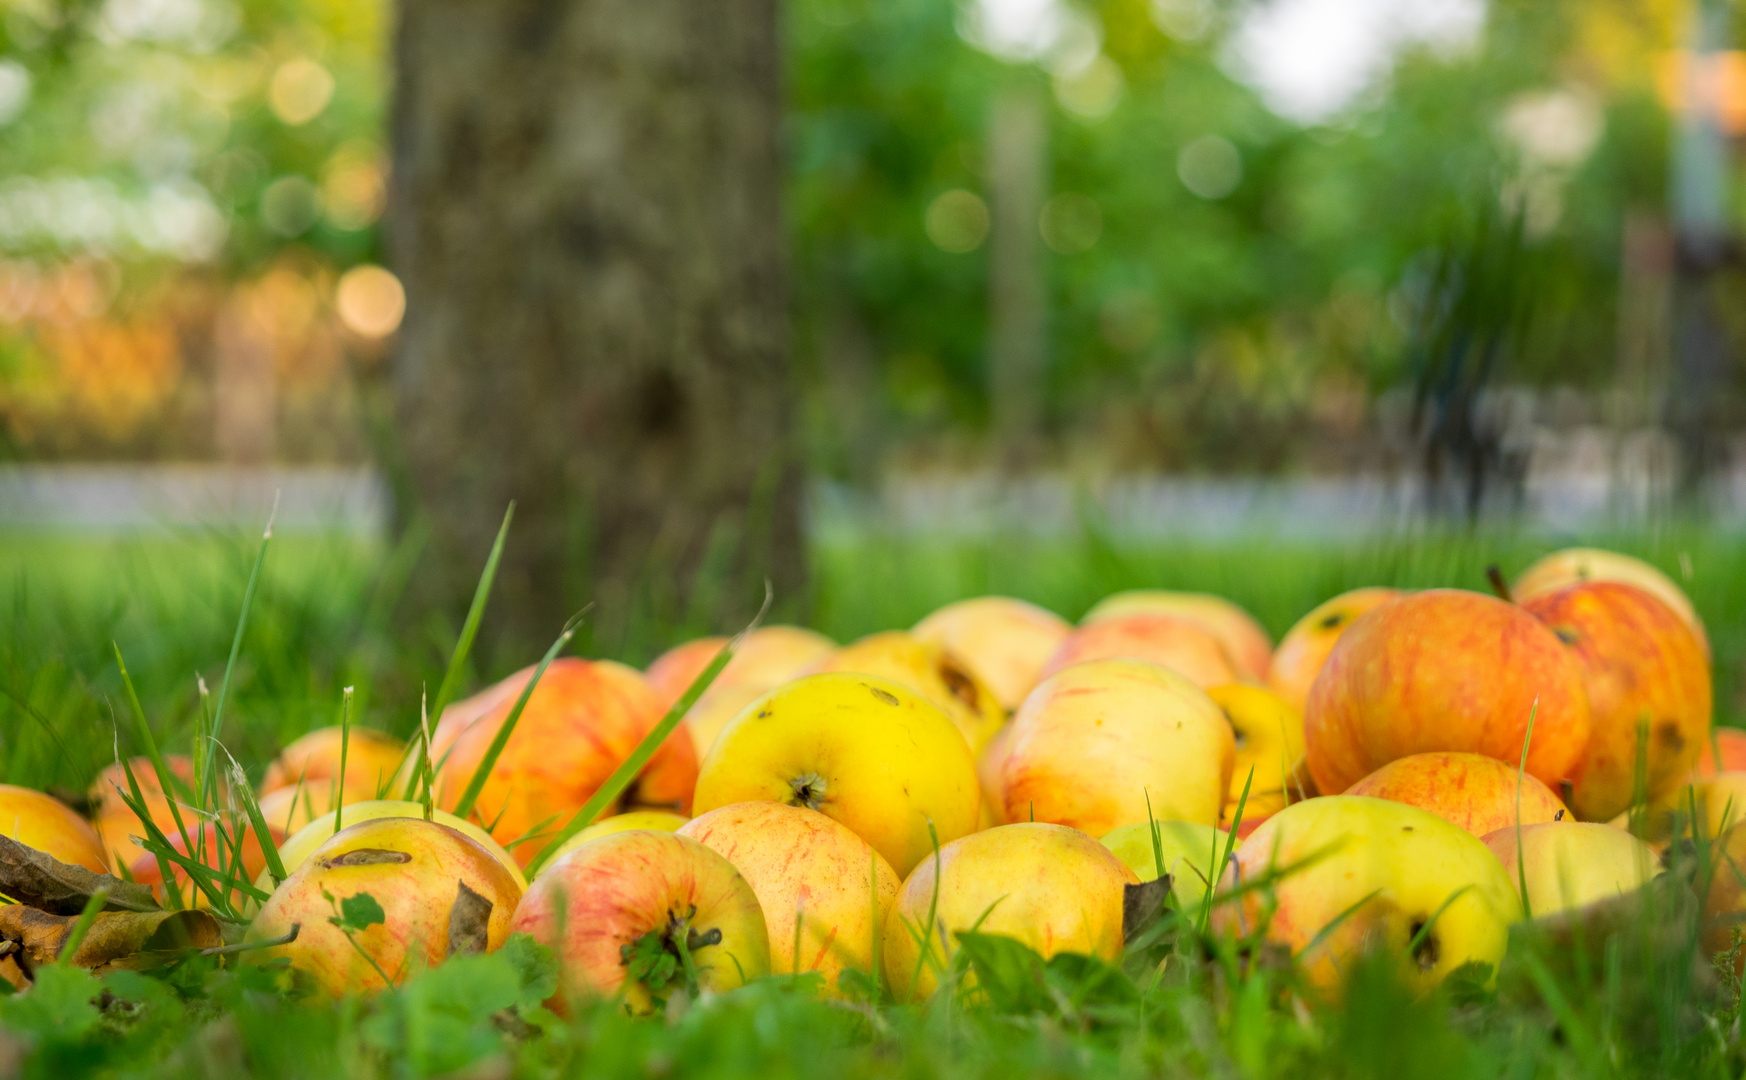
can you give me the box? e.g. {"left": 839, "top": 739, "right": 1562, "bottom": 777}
{"left": 1345, "top": 752, "right": 1568, "bottom": 837}
{"left": 1041, "top": 612, "right": 1241, "bottom": 688}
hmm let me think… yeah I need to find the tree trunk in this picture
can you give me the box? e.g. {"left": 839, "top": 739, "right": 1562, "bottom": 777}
{"left": 389, "top": 0, "right": 801, "bottom": 660}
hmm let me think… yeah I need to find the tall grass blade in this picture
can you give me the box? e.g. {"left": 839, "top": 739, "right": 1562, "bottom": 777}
{"left": 202, "top": 493, "right": 279, "bottom": 807}
{"left": 1515, "top": 698, "right": 1538, "bottom": 920}
{"left": 334, "top": 686, "right": 354, "bottom": 835}
{"left": 112, "top": 643, "right": 196, "bottom": 860}
{"left": 427, "top": 503, "right": 514, "bottom": 735}
{"left": 226, "top": 754, "right": 287, "bottom": 887}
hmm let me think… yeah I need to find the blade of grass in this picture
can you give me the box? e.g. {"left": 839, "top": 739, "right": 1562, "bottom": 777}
{"left": 225, "top": 753, "right": 287, "bottom": 887}
{"left": 1406, "top": 884, "right": 1473, "bottom": 957}
{"left": 525, "top": 586, "right": 772, "bottom": 873}
{"left": 1201, "top": 766, "right": 1254, "bottom": 937}
{"left": 426, "top": 504, "right": 514, "bottom": 734}
{"left": 334, "top": 687, "right": 354, "bottom": 835}
{"left": 56, "top": 889, "right": 108, "bottom": 962}
{"left": 202, "top": 493, "right": 279, "bottom": 808}
{"left": 1515, "top": 698, "right": 1538, "bottom": 920}
{"left": 113, "top": 644, "right": 196, "bottom": 862}
{"left": 116, "top": 755, "right": 180, "bottom": 911}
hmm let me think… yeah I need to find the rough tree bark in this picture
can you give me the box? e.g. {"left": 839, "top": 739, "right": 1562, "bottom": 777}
{"left": 389, "top": 0, "right": 802, "bottom": 656}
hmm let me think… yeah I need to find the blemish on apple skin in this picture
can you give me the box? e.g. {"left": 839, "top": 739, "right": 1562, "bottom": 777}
{"left": 869, "top": 687, "right": 900, "bottom": 706}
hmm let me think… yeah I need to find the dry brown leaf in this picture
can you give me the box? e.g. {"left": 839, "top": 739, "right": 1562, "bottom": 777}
{"left": 1123, "top": 876, "right": 1173, "bottom": 943}
{"left": 0, "top": 834, "right": 158, "bottom": 914}
{"left": 0, "top": 904, "right": 220, "bottom": 977}
{"left": 447, "top": 880, "right": 493, "bottom": 957}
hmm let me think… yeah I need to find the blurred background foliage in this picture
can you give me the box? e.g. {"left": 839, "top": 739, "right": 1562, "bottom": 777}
{"left": 0, "top": 0, "right": 1740, "bottom": 475}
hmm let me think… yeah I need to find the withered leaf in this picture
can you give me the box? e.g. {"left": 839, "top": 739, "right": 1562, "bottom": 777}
{"left": 322, "top": 849, "right": 412, "bottom": 869}
{"left": 0, "top": 904, "right": 220, "bottom": 976}
{"left": 1123, "top": 876, "right": 1173, "bottom": 943}
{"left": 0, "top": 834, "right": 158, "bottom": 914}
{"left": 447, "top": 880, "right": 493, "bottom": 957}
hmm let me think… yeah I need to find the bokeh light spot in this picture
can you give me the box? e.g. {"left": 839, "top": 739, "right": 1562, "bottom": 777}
{"left": 336, "top": 264, "right": 405, "bottom": 338}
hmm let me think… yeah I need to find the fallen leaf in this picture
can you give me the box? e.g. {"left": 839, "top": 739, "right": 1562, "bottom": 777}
{"left": 0, "top": 905, "right": 220, "bottom": 977}
{"left": 1123, "top": 876, "right": 1172, "bottom": 943}
{"left": 0, "top": 834, "right": 158, "bottom": 915}
{"left": 447, "top": 880, "right": 493, "bottom": 957}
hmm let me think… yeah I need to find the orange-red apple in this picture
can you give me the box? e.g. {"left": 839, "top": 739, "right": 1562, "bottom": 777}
{"left": 1514, "top": 547, "right": 1708, "bottom": 657}
{"left": 1345, "top": 752, "right": 1567, "bottom": 837}
{"left": 1696, "top": 730, "right": 1746, "bottom": 778}
{"left": 1304, "top": 589, "right": 1590, "bottom": 796}
{"left": 644, "top": 625, "right": 836, "bottom": 709}
{"left": 0, "top": 785, "right": 108, "bottom": 873}
{"left": 912, "top": 596, "right": 1072, "bottom": 711}
{"left": 1266, "top": 587, "right": 1402, "bottom": 713}
{"left": 262, "top": 726, "right": 408, "bottom": 800}
{"left": 1041, "top": 613, "right": 1240, "bottom": 688}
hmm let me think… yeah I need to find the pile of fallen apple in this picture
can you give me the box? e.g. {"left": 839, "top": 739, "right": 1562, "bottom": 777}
{"left": 7, "top": 545, "right": 1744, "bottom": 1007}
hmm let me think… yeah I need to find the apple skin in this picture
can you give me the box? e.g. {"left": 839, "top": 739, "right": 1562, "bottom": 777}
{"left": 807, "top": 631, "right": 1006, "bottom": 755}
{"left": 883, "top": 822, "right": 1137, "bottom": 1001}
{"left": 262, "top": 726, "right": 408, "bottom": 800}
{"left": 1208, "top": 684, "right": 1305, "bottom": 812}
{"left": 1266, "top": 588, "right": 1403, "bottom": 713}
{"left": 693, "top": 673, "right": 980, "bottom": 878}
{"left": 1514, "top": 547, "right": 1708, "bottom": 658}
{"left": 1523, "top": 582, "right": 1711, "bottom": 822}
{"left": 247, "top": 817, "right": 525, "bottom": 996}
{"left": 88, "top": 755, "right": 197, "bottom": 874}
{"left": 1041, "top": 613, "right": 1241, "bottom": 688}
{"left": 0, "top": 785, "right": 108, "bottom": 873}
{"left": 1100, "top": 820, "right": 1233, "bottom": 917}
{"left": 1345, "top": 752, "right": 1568, "bottom": 837}
{"left": 545, "top": 810, "right": 690, "bottom": 865}
{"left": 1211, "top": 796, "right": 1518, "bottom": 995}
{"left": 1481, "top": 822, "right": 1657, "bottom": 918}
{"left": 1696, "top": 729, "right": 1746, "bottom": 777}
{"left": 997, "top": 659, "right": 1233, "bottom": 836}
{"left": 509, "top": 830, "right": 770, "bottom": 1014}
{"left": 912, "top": 597, "right": 1072, "bottom": 712}
{"left": 268, "top": 800, "right": 526, "bottom": 887}
{"left": 644, "top": 626, "right": 836, "bottom": 710}
{"left": 432, "top": 658, "right": 697, "bottom": 866}
{"left": 1082, "top": 590, "right": 1272, "bottom": 681}
{"left": 678, "top": 802, "right": 900, "bottom": 996}
{"left": 1303, "top": 589, "right": 1591, "bottom": 797}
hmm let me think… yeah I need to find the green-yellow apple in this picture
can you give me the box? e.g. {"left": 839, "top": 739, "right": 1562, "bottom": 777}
{"left": 1482, "top": 821, "right": 1657, "bottom": 918}
{"left": 883, "top": 822, "right": 1137, "bottom": 1001}
{"left": 432, "top": 658, "right": 697, "bottom": 865}
{"left": 678, "top": 801, "right": 899, "bottom": 996}
{"left": 1101, "top": 819, "right": 1233, "bottom": 918}
{"left": 1304, "top": 589, "right": 1591, "bottom": 795}
{"left": 807, "top": 631, "right": 1006, "bottom": 754}
{"left": 1042, "top": 613, "right": 1241, "bottom": 688}
{"left": 1082, "top": 590, "right": 1273, "bottom": 680}
{"left": 543, "top": 810, "right": 689, "bottom": 865}
{"left": 1266, "top": 588, "right": 1403, "bottom": 713}
{"left": 247, "top": 817, "right": 524, "bottom": 996}
{"left": 1514, "top": 547, "right": 1708, "bottom": 657}
{"left": 1524, "top": 582, "right": 1711, "bottom": 822}
{"left": 912, "top": 596, "right": 1072, "bottom": 711}
{"left": 1207, "top": 683, "right": 1306, "bottom": 817}
{"left": 262, "top": 726, "right": 408, "bottom": 800}
{"left": 692, "top": 673, "right": 980, "bottom": 877}
{"left": 997, "top": 659, "right": 1233, "bottom": 834}
{"left": 1212, "top": 796, "right": 1518, "bottom": 995}
{"left": 0, "top": 785, "right": 108, "bottom": 873}
{"left": 1345, "top": 752, "right": 1568, "bottom": 837}
{"left": 510, "top": 830, "right": 769, "bottom": 1013}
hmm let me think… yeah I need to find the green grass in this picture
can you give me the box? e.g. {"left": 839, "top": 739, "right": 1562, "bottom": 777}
{"left": 0, "top": 524, "right": 1743, "bottom": 1077}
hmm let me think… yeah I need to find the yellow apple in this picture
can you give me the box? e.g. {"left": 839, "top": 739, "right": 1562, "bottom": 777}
{"left": 1266, "top": 587, "right": 1403, "bottom": 713}
{"left": 247, "top": 817, "right": 525, "bottom": 996}
{"left": 692, "top": 673, "right": 980, "bottom": 877}
{"left": 883, "top": 822, "right": 1137, "bottom": 1001}
{"left": 1101, "top": 820, "right": 1233, "bottom": 917}
{"left": 678, "top": 802, "right": 900, "bottom": 996}
{"left": 807, "top": 631, "right": 1006, "bottom": 754}
{"left": 544, "top": 810, "right": 690, "bottom": 865}
{"left": 997, "top": 659, "right": 1233, "bottom": 835}
{"left": 1514, "top": 547, "right": 1708, "bottom": 657}
{"left": 266, "top": 800, "right": 526, "bottom": 888}
{"left": 912, "top": 596, "right": 1072, "bottom": 711}
{"left": 0, "top": 785, "right": 108, "bottom": 873}
{"left": 1082, "top": 590, "right": 1272, "bottom": 680}
{"left": 1211, "top": 795, "right": 1518, "bottom": 995}
{"left": 510, "top": 830, "right": 769, "bottom": 1014}
{"left": 1207, "top": 684, "right": 1305, "bottom": 809}
{"left": 1481, "top": 822, "right": 1657, "bottom": 918}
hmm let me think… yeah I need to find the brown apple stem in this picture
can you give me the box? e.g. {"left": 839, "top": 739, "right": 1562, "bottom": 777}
{"left": 1484, "top": 565, "right": 1513, "bottom": 604}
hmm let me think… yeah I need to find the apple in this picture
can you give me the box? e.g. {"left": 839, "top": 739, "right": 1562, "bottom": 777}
{"left": 544, "top": 810, "right": 690, "bottom": 866}
{"left": 883, "top": 822, "right": 1137, "bottom": 1001}
{"left": 1304, "top": 589, "right": 1590, "bottom": 796}
{"left": 268, "top": 800, "right": 526, "bottom": 887}
{"left": 509, "top": 830, "right": 769, "bottom": 1013}
{"left": 1703, "top": 824, "right": 1746, "bottom": 973}
{"left": 644, "top": 625, "right": 836, "bottom": 709}
{"left": 807, "top": 631, "right": 1006, "bottom": 755}
{"left": 1696, "top": 729, "right": 1746, "bottom": 777}
{"left": 247, "top": 816, "right": 524, "bottom": 996}
{"left": 678, "top": 681, "right": 769, "bottom": 761}
{"left": 1082, "top": 590, "right": 1272, "bottom": 680}
{"left": 88, "top": 755, "right": 197, "bottom": 874}
{"left": 1514, "top": 547, "right": 1708, "bottom": 657}
{"left": 261, "top": 726, "right": 408, "bottom": 800}
{"left": 1482, "top": 822, "right": 1657, "bottom": 918}
{"left": 1211, "top": 796, "right": 1518, "bottom": 995}
{"left": 1207, "top": 684, "right": 1306, "bottom": 816}
{"left": 1344, "top": 752, "right": 1568, "bottom": 837}
{"left": 1523, "top": 582, "right": 1711, "bottom": 822}
{"left": 975, "top": 721, "right": 1018, "bottom": 828}
{"left": 996, "top": 659, "right": 1233, "bottom": 835}
{"left": 692, "top": 672, "right": 980, "bottom": 877}
{"left": 432, "top": 658, "right": 697, "bottom": 866}
{"left": 1266, "top": 588, "right": 1403, "bottom": 713}
{"left": 1101, "top": 819, "right": 1233, "bottom": 918}
{"left": 678, "top": 802, "right": 900, "bottom": 996}
{"left": 912, "top": 596, "right": 1072, "bottom": 711}
{"left": 0, "top": 785, "right": 108, "bottom": 873}
{"left": 1041, "top": 613, "right": 1241, "bottom": 688}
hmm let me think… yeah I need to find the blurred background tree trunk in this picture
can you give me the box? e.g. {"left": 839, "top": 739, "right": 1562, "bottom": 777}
{"left": 388, "top": 0, "right": 801, "bottom": 659}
